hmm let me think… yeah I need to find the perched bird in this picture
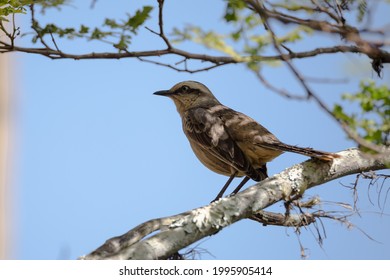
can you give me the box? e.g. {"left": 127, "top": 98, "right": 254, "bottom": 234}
{"left": 154, "top": 81, "right": 340, "bottom": 201}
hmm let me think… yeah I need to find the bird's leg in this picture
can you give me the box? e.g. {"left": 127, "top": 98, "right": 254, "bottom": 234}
{"left": 230, "top": 176, "right": 250, "bottom": 195}
{"left": 211, "top": 171, "right": 237, "bottom": 202}
{"left": 230, "top": 165, "right": 268, "bottom": 195}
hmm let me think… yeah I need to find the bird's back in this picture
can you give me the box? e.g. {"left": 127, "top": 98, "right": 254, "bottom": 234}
{"left": 216, "top": 105, "right": 284, "bottom": 167}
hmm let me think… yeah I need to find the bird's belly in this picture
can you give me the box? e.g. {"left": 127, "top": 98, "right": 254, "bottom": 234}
{"left": 188, "top": 142, "right": 244, "bottom": 177}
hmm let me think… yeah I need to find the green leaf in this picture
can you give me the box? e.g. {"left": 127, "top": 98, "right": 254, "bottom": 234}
{"left": 0, "top": 0, "right": 29, "bottom": 19}
{"left": 224, "top": 0, "right": 246, "bottom": 22}
{"left": 104, "top": 18, "right": 119, "bottom": 29}
{"left": 79, "top": 25, "right": 89, "bottom": 34}
{"left": 33, "top": 0, "right": 69, "bottom": 13}
{"left": 113, "top": 34, "right": 130, "bottom": 50}
{"left": 125, "top": 5, "right": 153, "bottom": 33}
{"left": 90, "top": 27, "right": 105, "bottom": 40}
{"left": 334, "top": 80, "right": 390, "bottom": 147}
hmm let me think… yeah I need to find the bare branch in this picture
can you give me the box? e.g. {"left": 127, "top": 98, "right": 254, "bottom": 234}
{"left": 156, "top": 0, "right": 171, "bottom": 49}
{"left": 310, "top": 0, "right": 344, "bottom": 24}
{"left": 357, "top": 172, "right": 390, "bottom": 212}
{"left": 137, "top": 56, "right": 229, "bottom": 73}
{"left": 249, "top": 210, "right": 316, "bottom": 227}
{"left": 0, "top": 41, "right": 371, "bottom": 61}
{"left": 246, "top": 0, "right": 390, "bottom": 65}
{"left": 253, "top": 69, "right": 308, "bottom": 100}
{"left": 253, "top": 1, "right": 316, "bottom": 99}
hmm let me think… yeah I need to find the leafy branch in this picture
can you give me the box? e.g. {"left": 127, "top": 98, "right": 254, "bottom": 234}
{"left": 1, "top": 1, "right": 389, "bottom": 67}
{"left": 1, "top": 0, "right": 389, "bottom": 153}
{"left": 334, "top": 80, "right": 390, "bottom": 149}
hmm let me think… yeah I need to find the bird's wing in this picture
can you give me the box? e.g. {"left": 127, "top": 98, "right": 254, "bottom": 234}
{"left": 184, "top": 107, "right": 259, "bottom": 179}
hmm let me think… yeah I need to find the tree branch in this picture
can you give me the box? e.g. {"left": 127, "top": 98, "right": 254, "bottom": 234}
{"left": 249, "top": 210, "right": 316, "bottom": 227}
{"left": 1, "top": 1, "right": 389, "bottom": 71}
{"left": 246, "top": 0, "right": 390, "bottom": 65}
{"left": 80, "top": 148, "right": 388, "bottom": 260}
{"left": 156, "top": 0, "right": 171, "bottom": 49}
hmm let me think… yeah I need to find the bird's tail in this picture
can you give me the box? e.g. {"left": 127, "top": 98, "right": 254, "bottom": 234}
{"left": 261, "top": 142, "right": 341, "bottom": 161}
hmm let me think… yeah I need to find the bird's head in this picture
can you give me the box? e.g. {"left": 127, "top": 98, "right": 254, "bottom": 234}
{"left": 154, "top": 81, "right": 220, "bottom": 113}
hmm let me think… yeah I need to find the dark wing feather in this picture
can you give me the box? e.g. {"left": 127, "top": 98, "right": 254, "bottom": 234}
{"left": 184, "top": 107, "right": 261, "bottom": 180}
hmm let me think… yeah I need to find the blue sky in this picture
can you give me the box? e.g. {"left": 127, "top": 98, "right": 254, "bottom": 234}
{"left": 6, "top": 0, "right": 390, "bottom": 259}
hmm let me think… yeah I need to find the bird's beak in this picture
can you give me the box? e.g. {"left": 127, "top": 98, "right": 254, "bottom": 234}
{"left": 153, "top": 90, "right": 171, "bottom": 96}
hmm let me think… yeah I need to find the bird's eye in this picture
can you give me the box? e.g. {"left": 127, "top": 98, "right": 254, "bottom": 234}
{"left": 181, "top": 85, "right": 190, "bottom": 92}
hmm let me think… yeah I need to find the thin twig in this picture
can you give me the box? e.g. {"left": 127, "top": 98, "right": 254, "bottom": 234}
{"left": 310, "top": 0, "right": 343, "bottom": 24}
{"left": 49, "top": 32, "right": 61, "bottom": 52}
{"left": 257, "top": 5, "right": 316, "bottom": 99}
{"left": 30, "top": 4, "right": 51, "bottom": 50}
{"left": 157, "top": 0, "right": 172, "bottom": 49}
{"left": 253, "top": 70, "right": 308, "bottom": 100}
{"left": 137, "top": 56, "right": 227, "bottom": 73}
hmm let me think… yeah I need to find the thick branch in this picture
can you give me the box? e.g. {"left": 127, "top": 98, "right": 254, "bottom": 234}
{"left": 80, "top": 148, "right": 388, "bottom": 260}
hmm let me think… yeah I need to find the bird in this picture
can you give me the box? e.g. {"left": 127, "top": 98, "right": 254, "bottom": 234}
{"left": 154, "top": 81, "right": 340, "bottom": 202}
